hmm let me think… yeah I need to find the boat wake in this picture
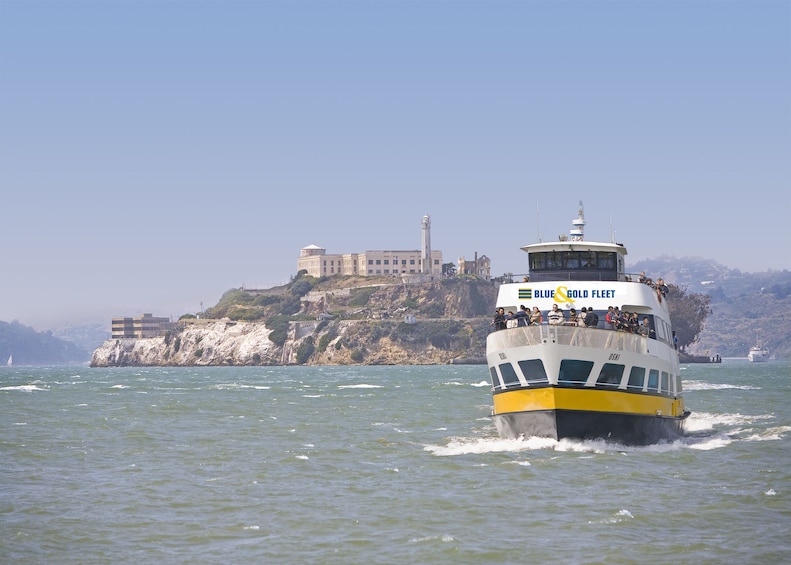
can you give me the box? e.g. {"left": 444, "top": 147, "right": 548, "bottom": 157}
{"left": 423, "top": 434, "right": 694, "bottom": 456}
{"left": 425, "top": 409, "right": 786, "bottom": 456}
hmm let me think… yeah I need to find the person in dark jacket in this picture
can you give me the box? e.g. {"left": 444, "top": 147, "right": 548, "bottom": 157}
{"left": 585, "top": 307, "right": 599, "bottom": 327}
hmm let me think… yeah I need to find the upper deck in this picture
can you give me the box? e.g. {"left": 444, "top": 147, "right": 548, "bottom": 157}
{"left": 520, "top": 203, "right": 628, "bottom": 283}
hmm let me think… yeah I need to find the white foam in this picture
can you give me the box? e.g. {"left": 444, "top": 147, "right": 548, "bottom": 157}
{"left": 0, "top": 385, "right": 47, "bottom": 392}
{"left": 685, "top": 411, "right": 774, "bottom": 433}
{"left": 683, "top": 380, "right": 761, "bottom": 391}
{"left": 425, "top": 434, "right": 704, "bottom": 456}
{"left": 338, "top": 384, "right": 382, "bottom": 389}
{"left": 688, "top": 436, "right": 733, "bottom": 450}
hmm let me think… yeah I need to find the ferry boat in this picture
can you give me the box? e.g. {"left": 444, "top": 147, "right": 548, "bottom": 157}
{"left": 486, "top": 203, "right": 689, "bottom": 445}
{"left": 747, "top": 345, "right": 769, "bottom": 363}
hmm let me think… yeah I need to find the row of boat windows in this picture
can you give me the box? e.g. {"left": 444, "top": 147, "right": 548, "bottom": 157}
{"left": 529, "top": 251, "right": 618, "bottom": 272}
{"left": 491, "top": 359, "right": 681, "bottom": 396}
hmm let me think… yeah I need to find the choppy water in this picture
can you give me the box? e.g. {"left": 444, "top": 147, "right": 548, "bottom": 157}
{"left": 2, "top": 361, "right": 790, "bottom": 564}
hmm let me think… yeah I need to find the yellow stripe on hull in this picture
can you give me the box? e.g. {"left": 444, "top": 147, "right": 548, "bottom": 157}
{"left": 493, "top": 386, "right": 684, "bottom": 418}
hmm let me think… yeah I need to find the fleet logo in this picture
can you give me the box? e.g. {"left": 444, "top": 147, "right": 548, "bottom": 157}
{"left": 530, "top": 285, "right": 617, "bottom": 302}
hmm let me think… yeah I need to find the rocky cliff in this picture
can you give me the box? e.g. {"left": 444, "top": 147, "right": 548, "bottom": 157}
{"left": 90, "top": 317, "right": 490, "bottom": 367}
{"left": 90, "top": 277, "right": 497, "bottom": 367}
{"left": 90, "top": 320, "right": 281, "bottom": 367}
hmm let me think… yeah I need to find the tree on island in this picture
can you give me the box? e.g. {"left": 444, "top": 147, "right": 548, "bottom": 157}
{"left": 666, "top": 284, "right": 712, "bottom": 353}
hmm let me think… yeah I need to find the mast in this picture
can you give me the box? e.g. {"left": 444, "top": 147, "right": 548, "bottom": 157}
{"left": 570, "top": 201, "right": 585, "bottom": 242}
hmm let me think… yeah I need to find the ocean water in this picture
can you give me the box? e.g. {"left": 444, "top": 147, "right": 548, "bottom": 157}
{"left": 2, "top": 361, "right": 789, "bottom": 564}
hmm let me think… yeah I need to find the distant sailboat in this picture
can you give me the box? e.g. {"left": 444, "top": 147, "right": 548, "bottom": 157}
{"left": 6, "top": 354, "right": 12, "bottom": 366}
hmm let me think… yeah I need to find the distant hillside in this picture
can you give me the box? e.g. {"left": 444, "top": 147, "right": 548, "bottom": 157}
{"left": 0, "top": 320, "right": 90, "bottom": 365}
{"left": 53, "top": 323, "right": 110, "bottom": 355}
{"left": 200, "top": 262, "right": 791, "bottom": 361}
{"left": 631, "top": 257, "right": 791, "bottom": 358}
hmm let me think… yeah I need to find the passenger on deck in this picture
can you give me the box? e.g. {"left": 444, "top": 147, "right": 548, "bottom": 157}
{"left": 568, "top": 308, "right": 578, "bottom": 325}
{"left": 637, "top": 317, "right": 653, "bottom": 337}
{"left": 512, "top": 305, "right": 530, "bottom": 327}
{"left": 615, "top": 309, "right": 631, "bottom": 332}
{"left": 492, "top": 308, "right": 506, "bottom": 331}
{"left": 547, "top": 304, "right": 566, "bottom": 325}
{"left": 585, "top": 307, "right": 599, "bottom": 327}
{"left": 638, "top": 271, "right": 647, "bottom": 284}
{"left": 629, "top": 312, "right": 640, "bottom": 331}
{"left": 655, "top": 278, "right": 669, "bottom": 296}
{"left": 577, "top": 307, "right": 588, "bottom": 327}
{"left": 530, "top": 306, "right": 543, "bottom": 326}
{"left": 604, "top": 306, "right": 615, "bottom": 330}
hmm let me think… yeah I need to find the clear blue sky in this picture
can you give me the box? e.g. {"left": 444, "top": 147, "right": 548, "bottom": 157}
{"left": 1, "top": 0, "right": 789, "bottom": 331}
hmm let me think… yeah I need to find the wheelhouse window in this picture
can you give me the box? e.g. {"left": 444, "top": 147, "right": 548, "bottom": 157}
{"left": 528, "top": 250, "right": 619, "bottom": 281}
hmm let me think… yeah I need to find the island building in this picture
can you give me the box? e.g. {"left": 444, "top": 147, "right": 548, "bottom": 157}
{"left": 457, "top": 253, "right": 491, "bottom": 279}
{"left": 297, "top": 214, "right": 444, "bottom": 279}
{"left": 111, "top": 313, "right": 175, "bottom": 339}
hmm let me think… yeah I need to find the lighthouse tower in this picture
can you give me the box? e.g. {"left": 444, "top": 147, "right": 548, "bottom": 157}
{"left": 421, "top": 214, "right": 431, "bottom": 274}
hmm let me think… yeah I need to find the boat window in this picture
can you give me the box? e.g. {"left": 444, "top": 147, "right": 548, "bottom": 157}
{"left": 627, "top": 366, "right": 646, "bottom": 391}
{"left": 647, "top": 369, "right": 659, "bottom": 392}
{"left": 546, "top": 253, "right": 563, "bottom": 269}
{"left": 559, "top": 360, "right": 594, "bottom": 384}
{"left": 518, "top": 359, "right": 548, "bottom": 384}
{"left": 498, "top": 363, "right": 521, "bottom": 388}
{"left": 661, "top": 372, "right": 669, "bottom": 394}
{"left": 596, "top": 253, "right": 616, "bottom": 269}
{"left": 675, "top": 374, "right": 682, "bottom": 394}
{"left": 489, "top": 366, "right": 502, "bottom": 389}
{"left": 596, "top": 363, "right": 625, "bottom": 387}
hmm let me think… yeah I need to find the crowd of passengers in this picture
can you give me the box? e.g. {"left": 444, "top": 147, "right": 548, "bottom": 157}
{"left": 493, "top": 271, "right": 668, "bottom": 335}
{"left": 634, "top": 271, "right": 669, "bottom": 301}
{"left": 491, "top": 305, "right": 654, "bottom": 337}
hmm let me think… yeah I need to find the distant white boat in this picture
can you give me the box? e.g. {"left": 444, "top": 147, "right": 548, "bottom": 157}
{"left": 748, "top": 345, "right": 769, "bottom": 363}
{"left": 6, "top": 354, "right": 11, "bottom": 366}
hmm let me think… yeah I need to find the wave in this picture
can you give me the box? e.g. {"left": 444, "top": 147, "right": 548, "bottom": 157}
{"left": 0, "top": 384, "right": 48, "bottom": 392}
{"left": 683, "top": 380, "right": 761, "bottom": 391}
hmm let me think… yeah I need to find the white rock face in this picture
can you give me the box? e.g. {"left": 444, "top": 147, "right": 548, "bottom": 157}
{"left": 90, "top": 321, "right": 279, "bottom": 367}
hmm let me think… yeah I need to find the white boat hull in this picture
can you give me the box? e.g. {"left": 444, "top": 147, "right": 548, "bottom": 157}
{"left": 487, "top": 325, "right": 687, "bottom": 445}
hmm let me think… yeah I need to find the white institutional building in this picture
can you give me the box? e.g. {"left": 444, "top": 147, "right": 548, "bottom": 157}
{"left": 297, "top": 214, "right": 443, "bottom": 279}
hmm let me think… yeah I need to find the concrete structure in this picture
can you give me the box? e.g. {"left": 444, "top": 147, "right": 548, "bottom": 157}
{"left": 297, "top": 215, "right": 443, "bottom": 279}
{"left": 111, "top": 313, "right": 175, "bottom": 339}
{"left": 458, "top": 253, "right": 491, "bottom": 279}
